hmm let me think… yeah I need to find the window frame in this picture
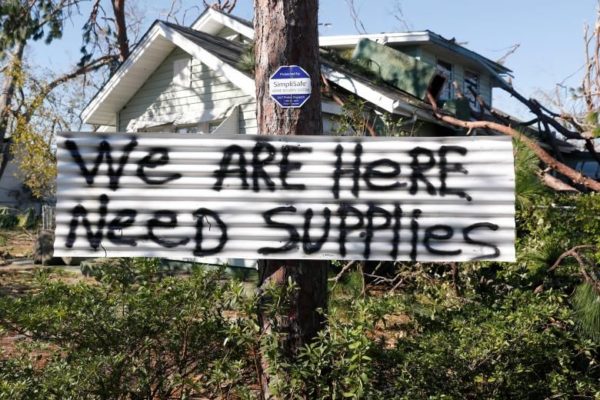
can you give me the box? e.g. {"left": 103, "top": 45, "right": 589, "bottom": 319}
{"left": 436, "top": 59, "right": 453, "bottom": 102}
{"left": 464, "top": 70, "right": 481, "bottom": 112}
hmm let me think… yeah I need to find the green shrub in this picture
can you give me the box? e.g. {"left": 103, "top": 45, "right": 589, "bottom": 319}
{"left": 0, "top": 207, "right": 38, "bottom": 230}
{"left": 0, "top": 259, "right": 255, "bottom": 399}
{"left": 0, "top": 208, "right": 18, "bottom": 229}
{"left": 1, "top": 256, "right": 599, "bottom": 399}
{"left": 0, "top": 144, "right": 599, "bottom": 399}
{"left": 17, "top": 208, "right": 38, "bottom": 229}
{"left": 370, "top": 289, "right": 599, "bottom": 399}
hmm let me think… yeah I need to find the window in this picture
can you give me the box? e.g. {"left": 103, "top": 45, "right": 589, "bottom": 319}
{"left": 175, "top": 120, "right": 225, "bottom": 134}
{"left": 208, "top": 119, "right": 225, "bottom": 133}
{"left": 139, "top": 124, "right": 174, "bottom": 133}
{"left": 176, "top": 125, "right": 200, "bottom": 134}
{"left": 464, "top": 71, "right": 480, "bottom": 112}
{"left": 436, "top": 60, "right": 453, "bottom": 102}
{"left": 173, "top": 58, "right": 191, "bottom": 87}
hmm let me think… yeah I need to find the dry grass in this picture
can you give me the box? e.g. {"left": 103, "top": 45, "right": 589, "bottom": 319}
{"left": 0, "top": 228, "right": 36, "bottom": 262}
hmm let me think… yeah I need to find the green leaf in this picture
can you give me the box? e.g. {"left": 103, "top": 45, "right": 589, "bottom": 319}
{"left": 586, "top": 111, "right": 598, "bottom": 125}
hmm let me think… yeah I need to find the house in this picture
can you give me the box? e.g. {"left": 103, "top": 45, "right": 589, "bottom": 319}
{"left": 81, "top": 8, "right": 513, "bottom": 137}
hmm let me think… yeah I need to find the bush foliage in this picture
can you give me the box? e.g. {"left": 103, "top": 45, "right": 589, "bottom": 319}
{"left": 0, "top": 142, "right": 599, "bottom": 399}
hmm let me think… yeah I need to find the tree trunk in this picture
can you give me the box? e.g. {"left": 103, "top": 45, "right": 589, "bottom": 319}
{"left": 111, "top": 0, "right": 130, "bottom": 62}
{"left": 254, "top": 0, "right": 328, "bottom": 396}
{"left": 254, "top": 0, "right": 323, "bottom": 135}
{"left": 0, "top": 41, "right": 25, "bottom": 183}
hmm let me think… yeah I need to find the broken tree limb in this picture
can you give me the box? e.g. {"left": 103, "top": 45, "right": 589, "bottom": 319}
{"left": 546, "top": 245, "right": 599, "bottom": 293}
{"left": 539, "top": 171, "right": 580, "bottom": 192}
{"left": 549, "top": 245, "right": 597, "bottom": 272}
{"left": 426, "top": 92, "right": 600, "bottom": 192}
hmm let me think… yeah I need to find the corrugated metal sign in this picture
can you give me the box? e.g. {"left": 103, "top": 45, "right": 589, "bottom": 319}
{"left": 54, "top": 133, "right": 516, "bottom": 265}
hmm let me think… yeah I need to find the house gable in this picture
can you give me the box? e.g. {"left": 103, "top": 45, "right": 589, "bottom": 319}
{"left": 82, "top": 21, "right": 255, "bottom": 127}
{"left": 81, "top": 23, "right": 176, "bottom": 127}
{"left": 119, "top": 47, "right": 256, "bottom": 133}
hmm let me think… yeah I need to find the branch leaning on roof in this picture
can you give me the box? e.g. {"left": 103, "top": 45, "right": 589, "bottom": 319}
{"left": 321, "top": 73, "right": 378, "bottom": 137}
{"left": 426, "top": 92, "right": 600, "bottom": 192}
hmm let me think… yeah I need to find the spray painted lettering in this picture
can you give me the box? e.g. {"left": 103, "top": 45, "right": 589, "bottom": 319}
{"left": 54, "top": 133, "right": 516, "bottom": 265}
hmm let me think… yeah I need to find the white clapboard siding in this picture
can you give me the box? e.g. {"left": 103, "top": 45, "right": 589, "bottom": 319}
{"left": 119, "top": 48, "right": 256, "bottom": 134}
{"left": 54, "top": 133, "right": 516, "bottom": 266}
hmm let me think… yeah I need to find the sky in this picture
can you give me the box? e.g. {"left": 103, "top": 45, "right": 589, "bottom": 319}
{"left": 29, "top": 0, "right": 599, "bottom": 119}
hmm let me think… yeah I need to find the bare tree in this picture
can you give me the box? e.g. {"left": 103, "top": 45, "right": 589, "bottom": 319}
{"left": 345, "top": 0, "right": 367, "bottom": 34}
{"left": 570, "top": 9, "right": 600, "bottom": 137}
{"left": 0, "top": 0, "right": 135, "bottom": 188}
{"left": 495, "top": 43, "right": 520, "bottom": 66}
{"left": 112, "top": 0, "right": 130, "bottom": 61}
{"left": 203, "top": 0, "right": 237, "bottom": 13}
{"left": 390, "top": 0, "right": 411, "bottom": 31}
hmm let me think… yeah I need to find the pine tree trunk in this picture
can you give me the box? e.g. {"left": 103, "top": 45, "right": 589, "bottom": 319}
{"left": 253, "top": 0, "right": 328, "bottom": 396}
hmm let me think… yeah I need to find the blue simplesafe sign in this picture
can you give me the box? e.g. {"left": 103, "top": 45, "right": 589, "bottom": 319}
{"left": 269, "top": 65, "right": 312, "bottom": 108}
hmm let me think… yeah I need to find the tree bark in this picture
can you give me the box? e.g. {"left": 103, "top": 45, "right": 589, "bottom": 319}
{"left": 0, "top": 41, "right": 25, "bottom": 183}
{"left": 255, "top": 0, "right": 323, "bottom": 135}
{"left": 254, "top": 0, "right": 328, "bottom": 396}
{"left": 111, "top": 0, "right": 130, "bottom": 62}
{"left": 0, "top": 42, "right": 25, "bottom": 147}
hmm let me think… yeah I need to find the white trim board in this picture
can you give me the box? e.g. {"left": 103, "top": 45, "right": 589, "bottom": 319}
{"left": 191, "top": 8, "right": 254, "bottom": 39}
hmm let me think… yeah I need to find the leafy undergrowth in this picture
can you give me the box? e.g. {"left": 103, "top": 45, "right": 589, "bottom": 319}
{"left": 0, "top": 258, "right": 598, "bottom": 400}
{"left": 0, "top": 147, "right": 599, "bottom": 399}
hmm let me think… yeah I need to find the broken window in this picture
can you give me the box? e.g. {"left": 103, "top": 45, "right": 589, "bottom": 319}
{"left": 464, "top": 70, "right": 480, "bottom": 112}
{"left": 436, "top": 60, "right": 453, "bottom": 102}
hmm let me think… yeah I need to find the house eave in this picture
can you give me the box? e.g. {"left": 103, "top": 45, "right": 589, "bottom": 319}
{"left": 320, "top": 63, "right": 443, "bottom": 126}
{"left": 191, "top": 8, "right": 254, "bottom": 39}
{"left": 320, "top": 32, "right": 431, "bottom": 48}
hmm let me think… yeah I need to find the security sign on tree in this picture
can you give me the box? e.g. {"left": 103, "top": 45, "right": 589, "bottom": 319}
{"left": 269, "top": 65, "right": 312, "bottom": 108}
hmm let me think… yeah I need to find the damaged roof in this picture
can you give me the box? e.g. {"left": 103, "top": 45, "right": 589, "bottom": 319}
{"left": 81, "top": 8, "right": 507, "bottom": 128}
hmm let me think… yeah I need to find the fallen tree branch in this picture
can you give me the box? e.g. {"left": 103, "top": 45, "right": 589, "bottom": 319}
{"left": 548, "top": 245, "right": 597, "bottom": 273}
{"left": 544, "top": 245, "right": 599, "bottom": 293}
{"left": 329, "top": 261, "right": 356, "bottom": 286}
{"left": 539, "top": 171, "right": 580, "bottom": 192}
{"left": 426, "top": 92, "right": 600, "bottom": 192}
